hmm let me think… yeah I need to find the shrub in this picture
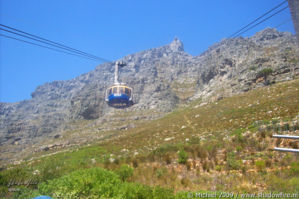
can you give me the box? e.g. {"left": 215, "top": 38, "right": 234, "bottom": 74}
{"left": 118, "top": 182, "right": 153, "bottom": 199}
{"left": 186, "top": 161, "right": 192, "bottom": 171}
{"left": 114, "top": 158, "right": 120, "bottom": 165}
{"left": 216, "top": 165, "right": 223, "bottom": 172}
{"left": 153, "top": 186, "right": 174, "bottom": 199}
{"left": 256, "top": 68, "right": 273, "bottom": 85}
{"left": 232, "top": 129, "right": 246, "bottom": 144}
{"left": 37, "top": 167, "right": 175, "bottom": 199}
{"left": 256, "top": 68, "right": 273, "bottom": 79}
{"left": 202, "top": 161, "right": 210, "bottom": 172}
{"left": 275, "top": 138, "right": 282, "bottom": 146}
{"left": 178, "top": 149, "right": 188, "bottom": 164}
{"left": 289, "top": 141, "right": 298, "bottom": 149}
{"left": 282, "top": 123, "right": 290, "bottom": 131}
{"left": 255, "top": 160, "right": 266, "bottom": 172}
{"left": 132, "top": 159, "right": 138, "bottom": 168}
{"left": 0, "top": 173, "right": 7, "bottom": 186}
{"left": 265, "top": 159, "right": 272, "bottom": 168}
{"left": 290, "top": 162, "right": 299, "bottom": 175}
{"left": 250, "top": 66, "right": 257, "bottom": 71}
{"left": 268, "top": 175, "right": 299, "bottom": 192}
{"left": 11, "top": 187, "right": 41, "bottom": 199}
{"left": 116, "top": 164, "right": 134, "bottom": 182}
{"left": 38, "top": 167, "right": 122, "bottom": 198}
{"left": 197, "top": 148, "right": 208, "bottom": 159}
{"left": 154, "top": 144, "right": 178, "bottom": 157}
{"left": 236, "top": 145, "right": 243, "bottom": 153}
{"left": 226, "top": 152, "right": 241, "bottom": 170}
{"left": 281, "top": 154, "right": 292, "bottom": 166}
{"left": 164, "top": 153, "right": 172, "bottom": 164}
{"left": 0, "top": 186, "right": 8, "bottom": 198}
{"left": 155, "top": 168, "right": 166, "bottom": 179}
{"left": 180, "top": 178, "right": 190, "bottom": 187}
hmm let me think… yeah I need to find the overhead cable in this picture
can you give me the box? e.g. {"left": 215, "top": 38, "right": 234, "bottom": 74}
{"left": 228, "top": 0, "right": 288, "bottom": 38}
{"left": 0, "top": 24, "right": 111, "bottom": 62}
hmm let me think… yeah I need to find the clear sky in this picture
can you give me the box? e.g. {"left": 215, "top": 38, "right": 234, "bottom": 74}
{"left": 0, "top": 0, "right": 295, "bottom": 103}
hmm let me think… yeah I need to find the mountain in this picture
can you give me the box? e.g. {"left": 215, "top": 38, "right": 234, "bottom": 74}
{"left": 0, "top": 28, "right": 298, "bottom": 164}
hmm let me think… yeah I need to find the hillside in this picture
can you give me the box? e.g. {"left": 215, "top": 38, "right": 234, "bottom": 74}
{"left": 0, "top": 76, "right": 299, "bottom": 198}
{"left": 0, "top": 28, "right": 299, "bottom": 165}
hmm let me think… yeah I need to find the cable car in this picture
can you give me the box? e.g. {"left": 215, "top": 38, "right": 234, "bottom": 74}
{"left": 105, "top": 61, "right": 134, "bottom": 108}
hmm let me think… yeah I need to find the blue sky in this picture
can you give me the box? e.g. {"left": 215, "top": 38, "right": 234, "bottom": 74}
{"left": 0, "top": 0, "right": 295, "bottom": 102}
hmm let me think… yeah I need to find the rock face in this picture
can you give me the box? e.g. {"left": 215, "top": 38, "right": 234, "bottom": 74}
{"left": 0, "top": 28, "right": 298, "bottom": 163}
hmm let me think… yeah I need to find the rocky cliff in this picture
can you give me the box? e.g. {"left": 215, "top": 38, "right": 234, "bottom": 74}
{"left": 0, "top": 28, "right": 298, "bottom": 163}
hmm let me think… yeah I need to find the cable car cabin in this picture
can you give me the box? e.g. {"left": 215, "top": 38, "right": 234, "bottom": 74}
{"left": 105, "top": 84, "right": 133, "bottom": 108}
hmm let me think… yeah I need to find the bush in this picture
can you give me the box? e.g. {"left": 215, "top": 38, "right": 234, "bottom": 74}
{"left": 153, "top": 186, "right": 174, "bottom": 199}
{"left": 196, "top": 147, "right": 208, "bottom": 159}
{"left": 268, "top": 175, "right": 299, "bottom": 192}
{"left": 215, "top": 165, "right": 222, "bottom": 172}
{"left": 236, "top": 145, "right": 243, "bottom": 153}
{"left": 155, "top": 168, "right": 166, "bottom": 179}
{"left": 132, "top": 159, "right": 138, "bottom": 168}
{"left": 178, "top": 149, "right": 188, "bottom": 164}
{"left": 0, "top": 173, "right": 7, "bottom": 188}
{"left": 255, "top": 160, "right": 266, "bottom": 172}
{"left": 38, "top": 167, "right": 122, "bottom": 198}
{"left": 256, "top": 68, "right": 273, "bottom": 79}
{"left": 265, "top": 159, "right": 272, "bottom": 168}
{"left": 180, "top": 178, "right": 191, "bottom": 187}
{"left": 37, "top": 167, "right": 175, "bottom": 199}
{"left": 202, "top": 161, "right": 210, "bottom": 172}
{"left": 250, "top": 66, "right": 257, "bottom": 71}
{"left": 186, "top": 161, "right": 192, "bottom": 171}
{"left": 118, "top": 182, "right": 153, "bottom": 199}
{"left": 256, "top": 68, "right": 273, "bottom": 85}
{"left": 154, "top": 144, "right": 178, "bottom": 157}
{"left": 116, "top": 164, "right": 134, "bottom": 182}
{"left": 164, "top": 153, "right": 172, "bottom": 164}
{"left": 226, "top": 152, "right": 241, "bottom": 170}
{"left": 290, "top": 162, "right": 299, "bottom": 175}
{"left": 0, "top": 186, "right": 8, "bottom": 198}
{"left": 11, "top": 187, "right": 41, "bottom": 199}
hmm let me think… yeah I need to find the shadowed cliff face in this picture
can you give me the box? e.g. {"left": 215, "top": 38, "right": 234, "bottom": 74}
{"left": 0, "top": 28, "right": 298, "bottom": 163}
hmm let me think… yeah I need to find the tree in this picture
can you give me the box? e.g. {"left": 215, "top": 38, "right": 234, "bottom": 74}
{"left": 256, "top": 68, "right": 273, "bottom": 85}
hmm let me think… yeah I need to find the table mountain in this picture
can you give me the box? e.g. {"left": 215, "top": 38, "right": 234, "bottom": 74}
{"left": 0, "top": 28, "right": 298, "bottom": 163}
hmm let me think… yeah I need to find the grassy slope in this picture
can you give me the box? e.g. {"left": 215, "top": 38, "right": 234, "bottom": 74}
{"left": 1, "top": 78, "right": 299, "bottom": 198}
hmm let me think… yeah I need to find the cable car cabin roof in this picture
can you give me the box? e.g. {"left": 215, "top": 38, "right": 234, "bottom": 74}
{"left": 106, "top": 85, "right": 132, "bottom": 90}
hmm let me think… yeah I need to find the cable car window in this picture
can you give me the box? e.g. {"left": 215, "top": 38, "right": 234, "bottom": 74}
{"left": 120, "top": 87, "right": 124, "bottom": 94}
{"left": 108, "top": 88, "right": 112, "bottom": 95}
{"left": 127, "top": 88, "right": 131, "bottom": 97}
{"left": 125, "top": 88, "right": 129, "bottom": 95}
{"left": 113, "top": 87, "right": 117, "bottom": 94}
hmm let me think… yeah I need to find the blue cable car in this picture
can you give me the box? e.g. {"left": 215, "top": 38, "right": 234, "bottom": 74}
{"left": 105, "top": 61, "right": 134, "bottom": 108}
{"left": 105, "top": 84, "right": 133, "bottom": 108}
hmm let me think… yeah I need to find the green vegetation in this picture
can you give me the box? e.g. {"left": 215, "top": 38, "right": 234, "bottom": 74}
{"left": 250, "top": 66, "right": 257, "bottom": 71}
{"left": 255, "top": 160, "right": 266, "bottom": 172}
{"left": 226, "top": 152, "right": 241, "bottom": 170}
{"left": 257, "top": 68, "right": 273, "bottom": 78}
{"left": 256, "top": 68, "right": 273, "bottom": 84}
{"left": 116, "top": 164, "right": 134, "bottom": 182}
{"left": 178, "top": 149, "right": 188, "bottom": 164}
